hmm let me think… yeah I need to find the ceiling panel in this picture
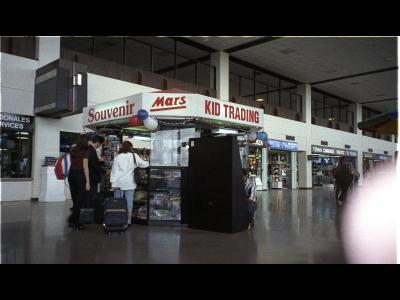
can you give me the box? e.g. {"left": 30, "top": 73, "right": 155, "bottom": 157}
{"left": 316, "top": 70, "right": 397, "bottom": 101}
{"left": 362, "top": 100, "right": 398, "bottom": 113}
{"left": 131, "top": 36, "right": 398, "bottom": 114}
{"left": 233, "top": 37, "right": 397, "bottom": 83}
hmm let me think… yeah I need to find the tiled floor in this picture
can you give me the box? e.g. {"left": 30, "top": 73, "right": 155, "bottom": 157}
{"left": 1, "top": 187, "right": 346, "bottom": 264}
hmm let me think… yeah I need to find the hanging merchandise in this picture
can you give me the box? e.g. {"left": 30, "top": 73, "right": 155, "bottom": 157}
{"left": 137, "top": 109, "right": 149, "bottom": 120}
{"left": 129, "top": 115, "right": 143, "bottom": 127}
{"left": 144, "top": 116, "right": 159, "bottom": 131}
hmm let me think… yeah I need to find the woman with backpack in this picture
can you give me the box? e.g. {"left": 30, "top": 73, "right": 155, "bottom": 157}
{"left": 110, "top": 141, "right": 149, "bottom": 226}
{"left": 68, "top": 134, "right": 91, "bottom": 231}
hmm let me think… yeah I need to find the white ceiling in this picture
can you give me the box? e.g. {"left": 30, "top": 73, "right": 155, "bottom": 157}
{"left": 186, "top": 36, "right": 398, "bottom": 113}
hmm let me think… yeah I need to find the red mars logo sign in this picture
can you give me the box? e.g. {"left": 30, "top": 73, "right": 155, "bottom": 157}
{"left": 150, "top": 96, "right": 187, "bottom": 112}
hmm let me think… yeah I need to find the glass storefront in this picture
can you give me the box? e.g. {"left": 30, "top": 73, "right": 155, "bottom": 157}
{"left": 363, "top": 152, "right": 392, "bottom": 184}
{"left": 268, "top": 139, "right": 298, "bottom": 189}
{"left": 0, "top": 113, "right": 34, "bottom": 179}
{"left": 311, "top": 145, "right": 357, "bottom": 187}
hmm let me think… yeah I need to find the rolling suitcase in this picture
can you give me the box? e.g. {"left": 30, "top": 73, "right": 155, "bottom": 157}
{"left": 103, "top": 197, "right": 128, "bottom": 234}
{"left": 79, "top": 192, "right": 95, "bottom": 225}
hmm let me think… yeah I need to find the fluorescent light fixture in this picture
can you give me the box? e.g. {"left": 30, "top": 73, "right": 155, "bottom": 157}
{"left": 73, "top": 73, "right": 82, "bottom": 86}
{"left": 384, "top": 57, "right": 395, "bottom": 61}
{"left": 132, "top": 136, "right": 151, "bottom": 142}
{"left": 328, "top": 117, "right": 335, "bottom": 121}
{"left": 16, "top": 137, "right": 29, "bottom": 140}
{"left": 211, "top": 128, "right": 238, "bottom": 135}
{"left": 280, "top": 48, "right": 296, "bottom": 55}
{"left": 19, "top": 132, "right": 29, "bottom": 135}
{"left": 256, "top": 98, "right": 264, "bottom": 102}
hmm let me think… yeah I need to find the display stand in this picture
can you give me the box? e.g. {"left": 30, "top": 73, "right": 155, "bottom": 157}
{"left": 271, "top": 181, "right": 283, "bottom": 189}
{"left": 255, "top": 177, "right": 263, "bottom": 191}
{"left": 39, "top": 166, "right": 65, "bottom": 202}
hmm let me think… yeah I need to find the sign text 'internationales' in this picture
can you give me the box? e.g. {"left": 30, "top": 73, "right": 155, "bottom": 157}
{"left": 204, "top": 100, "right": 260, "bottom": 124}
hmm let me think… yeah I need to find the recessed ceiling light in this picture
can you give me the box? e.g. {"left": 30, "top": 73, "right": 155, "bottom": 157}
{"left": 256, "top": 98, "right": 265, "bottom": 102}
{"left": 324, "top": 70, "right": 337, "bottom": 74}
{"left": 280, "top": 48, "right": 296, "bottom": 55}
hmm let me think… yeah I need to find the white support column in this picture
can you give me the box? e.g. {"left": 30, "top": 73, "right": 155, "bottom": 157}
{"left": 290, "top": 151, "right": 298, "bottom": 189}
{"left": 38, "top": 36, "right": 60, "bottom": 67}
{"left": 210, "top": 51, "right": 230, "bottom": 101}
{"left": 297, "top": 84, "right": 313, "bottom": 188}
{"left": 354, "top": 102, "right": 363, "bottom": 135}
{"left": 353, "top": 102, "right": 364, "bottom": 186}
{"left": 298, "top": 84, "right": 312, "bottom": 124}
{"left": 262, "top": 147, "right": 268, "bottom": 190}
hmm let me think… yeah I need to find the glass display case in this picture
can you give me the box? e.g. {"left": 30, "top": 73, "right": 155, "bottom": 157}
{"left": 148, "top": 167, "right": 182, "bottom": 223}
{"left": 132, "top": 167, "right": 149, "bottom": 224}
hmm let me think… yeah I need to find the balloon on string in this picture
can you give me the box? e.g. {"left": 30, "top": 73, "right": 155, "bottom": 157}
{"left": 128, "top": 115, "right": 143, "bottom": 127}
{"left": 137, "top": 109, "right": 149, "bottom": 120}
{"left": 256, "top": 131, "right": 268, "bottom": 141}
{"left": 248, "top": 132, "right": 257, "bottom": 142}
{"left": 143, "top": 116, "right": 159, "bottom": 131}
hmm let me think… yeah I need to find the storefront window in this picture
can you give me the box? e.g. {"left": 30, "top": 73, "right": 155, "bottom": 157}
{"left": 61, "top": 36, "right": 94, "bottom": 55}
{"left": 125, "top": 38, "right": 152, "bottom": 71}
{"left": 0, "top": 131, "right": 32, "bottom": 178}
{"left": 60, "top": 131, "right": 80, "bottom": 155}
{"left": 94, "top": 36, "right": 125, "bottom": 64}
{"left": 1, "top": 36, "right": 37, "bottom": 60}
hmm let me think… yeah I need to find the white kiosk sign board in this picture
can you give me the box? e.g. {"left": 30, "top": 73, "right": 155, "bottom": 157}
{"left": 83, "top": 92, "right": 264, "bottom": 129}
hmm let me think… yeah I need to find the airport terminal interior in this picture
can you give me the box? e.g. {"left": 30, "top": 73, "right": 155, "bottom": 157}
{"left": 0, "top": 36, "right": 398, "bottom": 264}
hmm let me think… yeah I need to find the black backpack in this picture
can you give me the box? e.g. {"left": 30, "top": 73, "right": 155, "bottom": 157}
{"left": 132, "top": 153, "right": 148, "bottom": 186}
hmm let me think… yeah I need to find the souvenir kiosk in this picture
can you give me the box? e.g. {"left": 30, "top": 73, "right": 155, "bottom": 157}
{"left": 82, "top": 89, "right": 265, "bottom": 226}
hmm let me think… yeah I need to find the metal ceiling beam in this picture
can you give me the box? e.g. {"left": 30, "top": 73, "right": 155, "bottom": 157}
{"left": 224, "top": 37, "right": 281, "bottom": 53}
{"left": 310, "top": 66, "right": 398, "bottom": 85}
{"left": 360, "top": 98, "right": 398, "bottom": 104}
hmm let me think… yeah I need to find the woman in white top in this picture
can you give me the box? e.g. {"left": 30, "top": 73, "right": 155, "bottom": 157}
{"left": 110, "top": 141, "right": 149, "bottom": 225}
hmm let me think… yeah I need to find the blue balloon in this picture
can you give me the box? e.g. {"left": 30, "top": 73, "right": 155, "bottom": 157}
{"left": 256, "top": 131, "right": 268, "bottom": 141}
{"left": 137, "top": 109, "right": 149, "bottom": 120}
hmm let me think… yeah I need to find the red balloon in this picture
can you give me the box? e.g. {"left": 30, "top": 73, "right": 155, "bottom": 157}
{"left": 128, "top": 115, "right": 143, "bottom": 127}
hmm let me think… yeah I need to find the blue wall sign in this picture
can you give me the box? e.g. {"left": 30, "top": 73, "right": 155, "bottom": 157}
{"left": 268, "top": 139, "right": 298, "bottom": 151}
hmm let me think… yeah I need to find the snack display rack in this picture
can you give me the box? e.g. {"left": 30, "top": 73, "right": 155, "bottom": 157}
{"left": 270, "top": 153, "right": 289, "bottom": 189}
